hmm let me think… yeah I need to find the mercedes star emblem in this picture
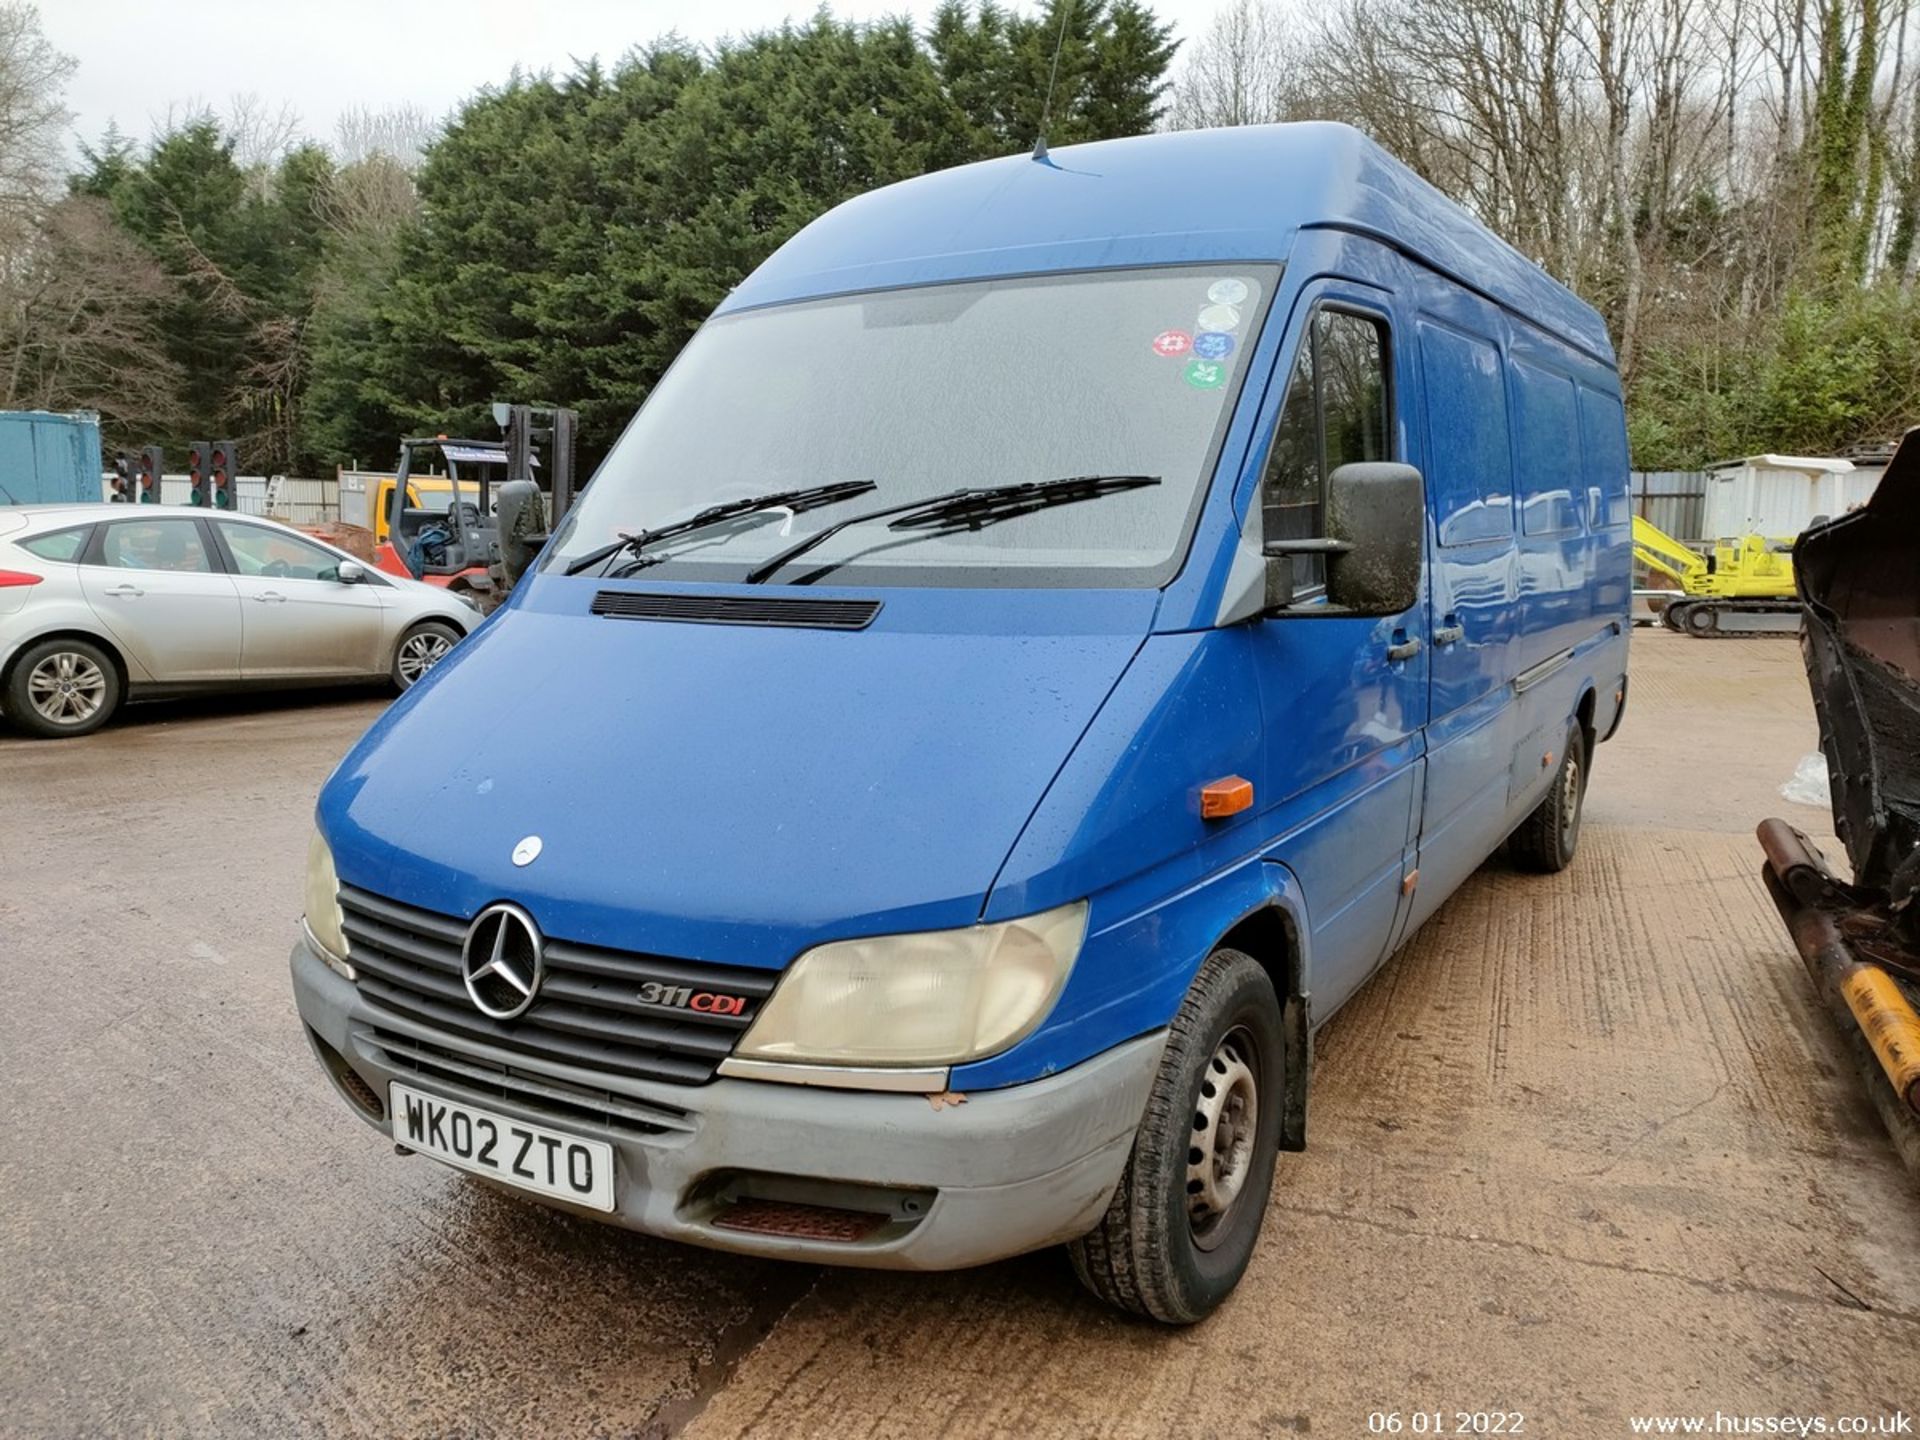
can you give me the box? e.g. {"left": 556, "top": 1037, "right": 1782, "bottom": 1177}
{"left": 461, "top": 903, "right": 545, "bottom": 1020}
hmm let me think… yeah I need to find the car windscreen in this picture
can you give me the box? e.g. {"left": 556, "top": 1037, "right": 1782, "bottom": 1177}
{"left": 547, "top": 265, "right": 1277, "bottom": 588}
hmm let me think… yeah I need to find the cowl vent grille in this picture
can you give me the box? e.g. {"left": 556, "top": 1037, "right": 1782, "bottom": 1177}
{"left": 590, "top": 591, "right": 881, "bottom": 631}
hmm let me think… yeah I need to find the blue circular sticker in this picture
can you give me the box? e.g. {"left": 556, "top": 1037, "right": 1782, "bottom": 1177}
{"left": 1192, "top": 331, "right": 1235, "bottom": 360}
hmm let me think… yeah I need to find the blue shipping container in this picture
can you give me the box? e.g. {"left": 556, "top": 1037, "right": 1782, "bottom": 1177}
{"left": 0, "top": 410, "right": 104, "bottom": 505}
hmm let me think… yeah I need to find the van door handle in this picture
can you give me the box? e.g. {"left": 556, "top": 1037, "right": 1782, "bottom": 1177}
{"left": 1434, "top": 624, "right": 1465, "bottom": 646}
{"left": 103, "top": 584, "right": 143, "bottom": 598}
{"left": 254, "top": 591, "right": 287, "bottom": 604}
{"left": 1386, "top": 636, "right": 1423, "bottom": 663}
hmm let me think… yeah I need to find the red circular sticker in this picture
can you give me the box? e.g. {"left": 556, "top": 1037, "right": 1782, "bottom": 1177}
{"left": 1152, "top": 329, "right": 1193, "bottom": 357}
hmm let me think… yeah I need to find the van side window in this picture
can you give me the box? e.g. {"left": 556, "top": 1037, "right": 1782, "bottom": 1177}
{"left": 1261, "top": 308, "right": 1392, "bottom": 595}
{"left": 1577, "top": 388, "right": 1632, "bottom": 529}
{"left": 1419, "top": 322, "right": 1514, "bottom": 547}
{"left": 1510, "top": 360, "right": 1583, "bottom": 536}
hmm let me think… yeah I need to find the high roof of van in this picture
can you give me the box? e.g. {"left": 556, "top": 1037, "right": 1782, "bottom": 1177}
{"left": 721, "top": 121, "right": 1615, "bottom": 368}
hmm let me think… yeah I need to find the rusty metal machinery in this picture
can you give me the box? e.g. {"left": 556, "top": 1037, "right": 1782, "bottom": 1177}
{"left": 1757, "top": 426, "right": 1920, "bottom": 1174}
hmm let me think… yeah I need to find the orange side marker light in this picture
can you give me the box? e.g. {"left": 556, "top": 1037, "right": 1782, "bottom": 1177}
{"left": 1200, "top": 776, "right": 1254, "bottom": 820}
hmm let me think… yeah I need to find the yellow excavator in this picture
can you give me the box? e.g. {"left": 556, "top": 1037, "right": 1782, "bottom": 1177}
{"left": 1632, "top": 514, "right": 1801, "bottom": 636}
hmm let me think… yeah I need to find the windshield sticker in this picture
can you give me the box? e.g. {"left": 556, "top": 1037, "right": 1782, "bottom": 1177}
{"left": 1196, "top": 303, "right": 1242, "bottom": 333}
{"left": 1192, "top": 331, "right": 1235, "bottom": 360}
{"left": 1152, "top": 329, "right": 1193, "bottom": 357}
{"left": 1184, "top": 358, "right": 1228, "bottom": 390}
{"left": 1207, "top": 278, "right": 1250, "bottom": 306}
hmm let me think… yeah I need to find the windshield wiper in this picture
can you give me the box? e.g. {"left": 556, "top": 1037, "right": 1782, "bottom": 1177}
{"left": 564, "top": 480, "right": 878, "bottom": 576}
{"left": 743, "top": 474, "right": 1161, "bottom": 585}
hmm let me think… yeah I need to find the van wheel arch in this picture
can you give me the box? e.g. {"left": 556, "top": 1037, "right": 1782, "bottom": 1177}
{"left": 1214, "top": 901, "right": 1310, "bottom": 1153}
{"left": 1217, "top": 903, "right": 1303, "bottom": 1005}
{"left": 1575, "top": 686, "right": 1597, "bottom": 756}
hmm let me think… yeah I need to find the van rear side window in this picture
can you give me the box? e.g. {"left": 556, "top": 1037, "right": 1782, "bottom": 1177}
{"left": 1260, "top": 308, "right": 1391, "bottom": 595}
{"left": 1419, "top": 322, "right": 1514, "bottom": 547}
{"left": 1578, "top": 388, "right": 1632, "bottom": 529}
{"left": 1510, "top": 360, "right": 1583, "bottom": 537}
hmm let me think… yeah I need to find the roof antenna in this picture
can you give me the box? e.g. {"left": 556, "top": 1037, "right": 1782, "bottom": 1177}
{"left": 1032, "top": 0, "right": 1074, "bottom": 162}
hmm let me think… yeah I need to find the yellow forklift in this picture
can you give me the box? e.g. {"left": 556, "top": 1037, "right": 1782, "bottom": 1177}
{"left": 1632, "top": 514, "right": 1801, "bottom": 636}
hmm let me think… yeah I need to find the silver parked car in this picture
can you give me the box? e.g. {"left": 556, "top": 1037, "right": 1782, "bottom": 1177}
{"left": 0, "top": 505, "right": 478, "bottom": 739}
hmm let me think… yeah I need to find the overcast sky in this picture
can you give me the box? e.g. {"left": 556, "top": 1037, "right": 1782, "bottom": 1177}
{"left": 47, "top": 1, "right": 1197, "bottom": 160}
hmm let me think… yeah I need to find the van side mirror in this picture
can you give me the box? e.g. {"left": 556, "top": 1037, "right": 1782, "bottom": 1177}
{"left": 1263, "top": 462, "right": 1424, "bottom": 616}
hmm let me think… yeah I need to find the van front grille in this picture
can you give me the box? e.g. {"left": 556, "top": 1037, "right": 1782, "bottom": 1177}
{"left": 337, "top": 886, "right": 776, "bottom": 1087}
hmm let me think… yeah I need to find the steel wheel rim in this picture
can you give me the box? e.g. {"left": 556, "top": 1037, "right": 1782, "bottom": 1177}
{"left": 1188, "top": 1026, "right": 1260, "bottom": 1249}
{"left": 26, "top": 652, "right": 107, "bottom": 725}
{"left": 1561, "top": 749, "right": 1582, "bottom": 845}
{"left": 398, "top": 631, "right": 452, "bottom": 684}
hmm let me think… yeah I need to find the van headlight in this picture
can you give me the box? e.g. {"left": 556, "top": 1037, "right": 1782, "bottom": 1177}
{"left": 303, "top": 830, "right": 355, "bottom": 980}
{"left": 732, "top": 901, "right": 1087, "bottom": 1067}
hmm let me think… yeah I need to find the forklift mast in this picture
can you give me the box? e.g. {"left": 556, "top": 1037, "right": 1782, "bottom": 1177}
{"left": 493, "top": 405, "right": 579, "bottom": 596}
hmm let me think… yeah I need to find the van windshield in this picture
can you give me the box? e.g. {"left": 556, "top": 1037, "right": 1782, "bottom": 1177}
{"left": 549, "top": 266, "right": 1276, "bottom": 587}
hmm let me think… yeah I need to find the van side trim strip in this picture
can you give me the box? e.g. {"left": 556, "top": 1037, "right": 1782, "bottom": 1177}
{"left": 717, "top": 1057, "right": 952, "bottom": 1093}
{"left": 1513, "top": 648, "right": 1574, "bottom": 694}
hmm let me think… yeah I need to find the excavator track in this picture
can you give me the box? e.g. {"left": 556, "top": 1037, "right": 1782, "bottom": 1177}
{"left": 1663, "top": 598, "right": 1803, "bottom": 637}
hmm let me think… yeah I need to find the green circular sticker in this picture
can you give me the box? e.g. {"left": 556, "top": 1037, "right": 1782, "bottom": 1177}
{"left": 1184, "top": 358, "right": 1228, "bottom": 390}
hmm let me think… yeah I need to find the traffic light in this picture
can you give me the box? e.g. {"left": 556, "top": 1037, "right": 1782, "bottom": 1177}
{"left": 187, "top": 440, "right": 210, "bottom": 507}
{"left": 137, "top": 446, "right": 164, "bottom": 504}
{"left": 210, "top": 440, "right": 239, "bottom": 510}
{"left": 109, "top": 452, "right": 134, "bottom": 503}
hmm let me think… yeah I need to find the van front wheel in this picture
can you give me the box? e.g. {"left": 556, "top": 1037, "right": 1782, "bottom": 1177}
{"left": 1068, "top": 947, "right": 1284, "bottom": 1324}
{"left": 1509, "top": 721, "right": 1587, "bottom": 873}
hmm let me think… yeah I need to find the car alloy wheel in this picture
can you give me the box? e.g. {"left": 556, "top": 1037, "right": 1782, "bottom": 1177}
{"left": 27, "top": 651, "right": 108, "bottom": 726}
{"left": 396, "top": 629, "right": 454, "bottom": 686}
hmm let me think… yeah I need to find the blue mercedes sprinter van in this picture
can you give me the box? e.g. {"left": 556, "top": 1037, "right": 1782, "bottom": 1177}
{"left": 291, "top": 122, "right": 1631, "bottom": 1323}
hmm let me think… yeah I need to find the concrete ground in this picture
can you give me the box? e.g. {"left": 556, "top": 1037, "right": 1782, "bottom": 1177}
{"left": 1, "top": 630, "right": 1914, "bottom": 1438}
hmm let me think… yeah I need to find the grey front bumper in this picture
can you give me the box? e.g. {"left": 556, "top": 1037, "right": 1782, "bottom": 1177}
{"left": 290, "top": 939, "right": 1165, "bottom": 1269}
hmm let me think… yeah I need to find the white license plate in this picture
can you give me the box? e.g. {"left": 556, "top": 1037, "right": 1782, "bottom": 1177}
{"left": 389, "top": 1081, "right": 615, "bottom": 1212}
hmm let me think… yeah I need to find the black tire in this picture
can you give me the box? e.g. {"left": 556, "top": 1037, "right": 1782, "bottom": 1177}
{"left": 1068, "top": 948, "right": 1284, "bottom": 1324}
{"left": 2, "top": 636, "right": 122, "bottom": 739}
{"left": 1509, "top": 721, "right": 1587, "bottom": 873}
{"left": 391, "top": 620, "right": 461, "bottom": 692}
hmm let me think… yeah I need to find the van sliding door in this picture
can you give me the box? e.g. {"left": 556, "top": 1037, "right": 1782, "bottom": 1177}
{"left": 1404, "top": 300, "right": 1521, "bottom": 933}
